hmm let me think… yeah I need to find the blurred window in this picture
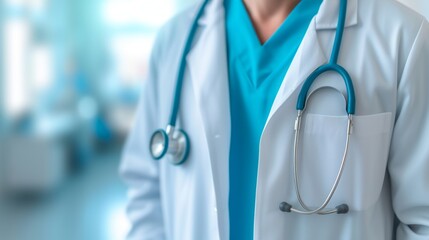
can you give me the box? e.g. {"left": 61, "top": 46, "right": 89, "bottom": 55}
{"left": 3, "top": 17, "right": 31, "bottom": 117}
{"left": 2, "top": 0, "right": 51, "bottom": 118}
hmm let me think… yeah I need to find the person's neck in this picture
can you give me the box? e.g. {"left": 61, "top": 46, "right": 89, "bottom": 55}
{"left": 243, "top": 0, "right": 300, "bottom": 44}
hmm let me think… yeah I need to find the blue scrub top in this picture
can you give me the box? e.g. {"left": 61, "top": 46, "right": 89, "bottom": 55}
{"left": 224, "top": 0, "right": 322, "bottom": 239}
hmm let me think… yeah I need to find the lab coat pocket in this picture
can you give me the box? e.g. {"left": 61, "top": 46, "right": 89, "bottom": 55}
{"left": 297, "top": 112, "right": 392, "bottom": 211}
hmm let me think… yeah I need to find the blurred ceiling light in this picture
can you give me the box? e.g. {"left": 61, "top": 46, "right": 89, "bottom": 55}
{"left": 102, "top": 0, "right": 174, "bottom": 27}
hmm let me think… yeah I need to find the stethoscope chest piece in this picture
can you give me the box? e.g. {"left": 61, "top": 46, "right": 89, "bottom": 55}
{"left": 148, "top": 0, "right": 209, "bottom": 166}
{"left": 150, "top": 125, "right": 190, "bottom": 165}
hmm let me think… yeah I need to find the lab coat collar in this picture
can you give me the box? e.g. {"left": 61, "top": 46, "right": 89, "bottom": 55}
{"left": 192, "top": 0, "right": 359, "bottom": 30}
{"left": 316, "top": 0, "right": 358, "bottom": 29}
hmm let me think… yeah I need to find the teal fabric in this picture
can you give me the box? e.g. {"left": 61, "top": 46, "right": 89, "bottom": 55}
{"left": 224, "top": 0, "right": 322, "bottom": 239}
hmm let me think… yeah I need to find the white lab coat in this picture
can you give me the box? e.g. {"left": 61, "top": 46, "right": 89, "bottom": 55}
{"left": 120, "top": 0, "right": 429, "bottom": 239}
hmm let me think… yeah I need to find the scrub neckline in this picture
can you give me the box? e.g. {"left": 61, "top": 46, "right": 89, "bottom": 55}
{"left": 238, "top": 0, "right": 311, "bottom": 47}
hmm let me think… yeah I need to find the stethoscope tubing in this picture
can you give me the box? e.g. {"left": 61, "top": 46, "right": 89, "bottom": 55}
{"left": 292, "top": 113, "right": 352, "bottom": 215}
{"left": 296, "top": 63, "right": 355, "bottom": 115}
{"left": 169, "top": 0, "right": 211, "bottom": 127}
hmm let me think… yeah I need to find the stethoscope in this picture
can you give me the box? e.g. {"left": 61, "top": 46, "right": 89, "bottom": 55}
{"left": 149, "top": 0, "right": 210, "bottom": 165}
{"left": 149, "top": 0, "right": 355, "bottom": 215}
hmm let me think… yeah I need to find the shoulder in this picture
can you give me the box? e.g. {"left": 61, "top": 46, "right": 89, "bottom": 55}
{"left": 358, "top": 0, "right": 427, "bottom": 38}
{"left": 159, "top": 5, "right": 199, "bottom": 39}
{"left": 356, "top": 0, "right": 428, "bottom": 69}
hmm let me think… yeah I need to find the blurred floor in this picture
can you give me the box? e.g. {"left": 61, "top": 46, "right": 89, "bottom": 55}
{"left": 0, "top": 150, "right": 128, "bottom": 240}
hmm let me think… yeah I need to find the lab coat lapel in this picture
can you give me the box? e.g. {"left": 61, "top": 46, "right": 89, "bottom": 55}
{"left": 186, "top": 0, "right": 230, "bottom": 239}
{"left": 267, "top": 20, "right": 327, "bottom": 122}
{"left": 267, "top": 0, "right": 358, "bottom": 122}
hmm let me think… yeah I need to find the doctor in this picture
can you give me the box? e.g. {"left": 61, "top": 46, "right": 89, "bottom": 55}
{"left": 120, "top": 0, "right": 429, "bottom": 239}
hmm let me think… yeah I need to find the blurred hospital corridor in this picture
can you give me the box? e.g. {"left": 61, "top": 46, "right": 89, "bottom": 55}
{"left": 0, "top": 150, "right": 127, "bottom": 240}
{"left": 0, "top": 0, "right": 196, "bottom": 239}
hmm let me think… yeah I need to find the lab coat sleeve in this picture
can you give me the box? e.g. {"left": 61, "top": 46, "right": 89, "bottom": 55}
{"left": 388, "top": 19, "right": 429, "bottom": 240}
{"left": 119, "top": 30, "right": 165, "bottom": 240}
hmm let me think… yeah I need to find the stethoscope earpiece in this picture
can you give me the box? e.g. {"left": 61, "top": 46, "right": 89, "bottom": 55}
{"left": 279, "top": 202, "right": 349, "bottom": 215}
{"left": 279, "top": 202, "right": 292, "bottom": 213}
{"left": 335, "top": 204, "right": 349, "bottom": 214}
{"left": 150, "top": 126, "right": 190, "bottom": 165}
